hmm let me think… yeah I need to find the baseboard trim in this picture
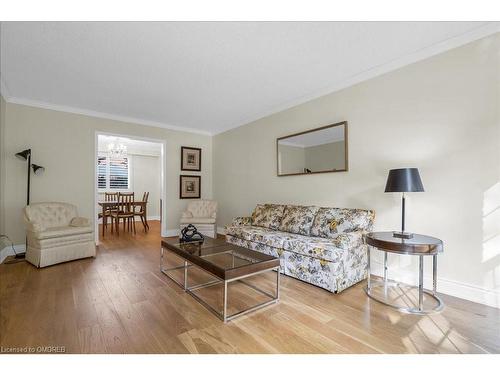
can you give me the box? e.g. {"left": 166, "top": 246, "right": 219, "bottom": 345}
{"left": 0, "top": 244, "right": 26, "bottom": 264}
{"left": 370, "top": 264, "right": 500, "bottom": 309}
{"left": 217, "top": 226, "right": 226, "bottom": 235}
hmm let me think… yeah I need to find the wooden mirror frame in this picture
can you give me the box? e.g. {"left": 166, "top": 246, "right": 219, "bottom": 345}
{"left": 276, "top": 121, "right": 348, "bottom": 177}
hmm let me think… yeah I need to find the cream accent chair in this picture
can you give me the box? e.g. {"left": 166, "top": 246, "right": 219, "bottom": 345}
{"left": 180, "top": 200, "right": 218, "bottom": 238}
{"left": 24, "top": 202, "right": 96, "bottom": 268}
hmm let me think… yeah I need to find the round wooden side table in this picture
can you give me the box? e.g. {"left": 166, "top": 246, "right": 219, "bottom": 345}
{"left": 364, "top": 231, "right": 444, "bottom": 315}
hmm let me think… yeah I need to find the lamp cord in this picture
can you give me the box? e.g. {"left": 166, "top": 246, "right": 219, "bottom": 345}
{"left": 0, "top": 234, "right": 24, "bottom": 264}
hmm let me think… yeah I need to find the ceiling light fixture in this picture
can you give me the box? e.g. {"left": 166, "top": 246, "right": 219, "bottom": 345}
{"left": 107, "top": 138, "right": 127, "bottom": 158}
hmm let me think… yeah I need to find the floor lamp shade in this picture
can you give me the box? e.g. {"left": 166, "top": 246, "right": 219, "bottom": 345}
{"left": 15, "top": 149, "right": 31, "bottom": 161}
{"left": 385, "top": 168, "right": 424, "bottom": 239}
{"left": 32, "top": 164, "right": 45, "bottom": 175}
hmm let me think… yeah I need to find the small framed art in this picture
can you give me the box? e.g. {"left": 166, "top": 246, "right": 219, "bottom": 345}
{"left": 179, "top": 175, "right": 201, "bottom": 199}
{"left": 181, "top": 146, "right": 202, "bottom": 171}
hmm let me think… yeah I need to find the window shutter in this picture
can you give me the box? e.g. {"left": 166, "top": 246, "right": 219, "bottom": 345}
{"left": 97, "top": 155, "right": 129, "bottom": 190}
{"left": 109, "top": 157, "right": 129, "bottom": 189}
{"left": 97, "top": 156, "right": 107, "bottom": 189}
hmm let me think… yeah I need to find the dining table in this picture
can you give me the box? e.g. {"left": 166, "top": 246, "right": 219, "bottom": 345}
{"left": 98, "top": 200, "right": 149, "bottom": 237}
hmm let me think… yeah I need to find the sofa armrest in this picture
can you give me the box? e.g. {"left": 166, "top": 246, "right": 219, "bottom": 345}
{"left": 231, "top": 216, "right": 252, "bottom": 227}
{"left": 181, "top": 211, "right": 193, "bottom": 219}
{"left": 26, "top": 221, "right": 45, "bottom": 233}
{"left": 331, "top": 231, "right": 365, "bottom": 250}
{"left": 70, "top": 217, "right": 91, "bottom": 227}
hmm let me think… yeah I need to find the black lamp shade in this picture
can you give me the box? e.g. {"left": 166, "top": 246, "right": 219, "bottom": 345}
{"left": 384, "top": 168, "right": 424, "bottom": 193}
{"left": 15, "top": 149, "right": 31, "bottom": 160}
{"left": 32, "top": 164, "right": 45, "bottom": 175}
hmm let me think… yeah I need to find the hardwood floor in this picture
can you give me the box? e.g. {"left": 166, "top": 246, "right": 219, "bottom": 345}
{"left": 1, "top": 220, "right": 499, "bottom": 354}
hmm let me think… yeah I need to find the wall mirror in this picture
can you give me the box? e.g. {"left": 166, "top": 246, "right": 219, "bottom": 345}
{"left": 277, "top": 121, "right": 348, "bottom": 176}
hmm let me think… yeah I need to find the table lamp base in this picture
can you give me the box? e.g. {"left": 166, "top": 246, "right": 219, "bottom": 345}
{"left": 393, "top": 231, "right": 414, "bottom": 239}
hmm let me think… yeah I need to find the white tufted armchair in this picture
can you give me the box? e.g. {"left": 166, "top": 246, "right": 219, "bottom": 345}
{"left": 24, "top": 202, "right": 95, "bottom": 267}
{"left": 180, "top": 200, "right": 218, "bottom": 238}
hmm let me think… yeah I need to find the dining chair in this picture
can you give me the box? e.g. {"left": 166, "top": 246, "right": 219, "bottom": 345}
{"left": 100, "top": 192, "right": 119, "bottom": 234}
{"left": 134, "top": 192, "right": 149, "bottom": 232}
{"left": 110, "top": 192, "right": 136, "bottom": 235}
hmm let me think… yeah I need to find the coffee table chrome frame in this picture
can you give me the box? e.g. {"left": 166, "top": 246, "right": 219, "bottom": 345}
{"left": 160, "top": 245, "right": 280, "bottom": 323}
{"left": 364, "top": 245, "right": 443, "bottom": 315}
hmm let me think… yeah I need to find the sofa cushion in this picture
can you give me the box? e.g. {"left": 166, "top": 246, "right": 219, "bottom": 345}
{"left": 283, "top": 232, "right": 364, "bottom": 262}
{"left": 251, "top": 204, "right": 285, "bottom": 230}
{"left": 310, "top": 207, "right": 375, "bottom": 237}
{"left": 278, "top": 205, "right": 319, "bottom": 235}
{"left": 230, "top": 216, "right": 253, "bottom": 227}
{"left": 226, "top": 225, "right": 291, "bottom": 248}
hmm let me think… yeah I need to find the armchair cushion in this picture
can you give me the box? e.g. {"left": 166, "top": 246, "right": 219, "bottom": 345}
{"left": 180, "top": 217, "right": 216, "bottom": 225}
{"left": 33, "top": 225, "right": 93, "bottom": 240}
{"left": 70, "top": 217, "right": 91, "bottom": 227}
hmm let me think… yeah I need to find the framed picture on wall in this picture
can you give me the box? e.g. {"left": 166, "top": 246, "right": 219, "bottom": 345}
{"left": 180, "top": 175, "right": 201, "bottom": 199}
{"left": 181, "top": 146, "right": 202, "bottom": 171}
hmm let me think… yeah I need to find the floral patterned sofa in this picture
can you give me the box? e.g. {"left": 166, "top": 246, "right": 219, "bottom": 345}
{"left": 225, "top": 204, "right": 375, "bottom": 293}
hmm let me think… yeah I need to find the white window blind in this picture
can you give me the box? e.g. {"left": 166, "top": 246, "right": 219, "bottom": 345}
{"left": 97, "top": 156, "right": 107, "bottom": 189}
{"left": 97, "top": 154, "right": 130, "bottom": 190}
{"left": 109, "top": 157, "right": 129, "bottom": 189}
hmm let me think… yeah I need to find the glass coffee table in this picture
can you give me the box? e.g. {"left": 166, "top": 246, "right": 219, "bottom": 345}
{"left": 160, "top": 237, "right": 280, "bottom": 323}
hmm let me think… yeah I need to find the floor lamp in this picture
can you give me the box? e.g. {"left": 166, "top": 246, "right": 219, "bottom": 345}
{"left": 15, "top": 148, "right": 45, "bottom": 258}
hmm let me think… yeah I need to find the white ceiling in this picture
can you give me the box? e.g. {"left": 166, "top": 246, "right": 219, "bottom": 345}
{"left": 1, "top": 22, "right": 498, "bottom": 135}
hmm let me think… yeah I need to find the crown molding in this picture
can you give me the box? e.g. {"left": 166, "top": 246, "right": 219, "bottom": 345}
{"left": 4, "top": 96, "right": 213, "bottom": 136}
{"left": 213, "top": 22, "right": 500, "bottom": 135}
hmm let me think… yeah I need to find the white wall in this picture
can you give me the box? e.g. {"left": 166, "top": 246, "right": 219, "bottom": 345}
{"left": 2, "top": 103, "right": 213, "bottom": 244}
{"left": 214, "top": 34, "right": 500, "bottom": 307}
{"left": 128, "top": 154, "right": 161, "bottom": 218}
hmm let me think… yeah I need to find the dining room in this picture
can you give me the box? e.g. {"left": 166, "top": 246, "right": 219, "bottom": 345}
{"left": 96, "top": 134, "right": 163, "bottom": 241}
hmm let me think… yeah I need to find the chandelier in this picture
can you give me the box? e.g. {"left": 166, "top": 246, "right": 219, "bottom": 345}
{"left": 107, "top": 138, "right": 127, "bottom": 158}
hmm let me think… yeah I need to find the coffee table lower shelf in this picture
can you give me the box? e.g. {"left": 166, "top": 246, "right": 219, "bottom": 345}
{"left": 160, "top": 246, "right": 280, "bottom": 323}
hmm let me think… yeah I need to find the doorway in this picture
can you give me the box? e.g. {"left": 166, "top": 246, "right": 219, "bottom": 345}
{"left": 94, "top": 132, "right": 167, "bottom": 245}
